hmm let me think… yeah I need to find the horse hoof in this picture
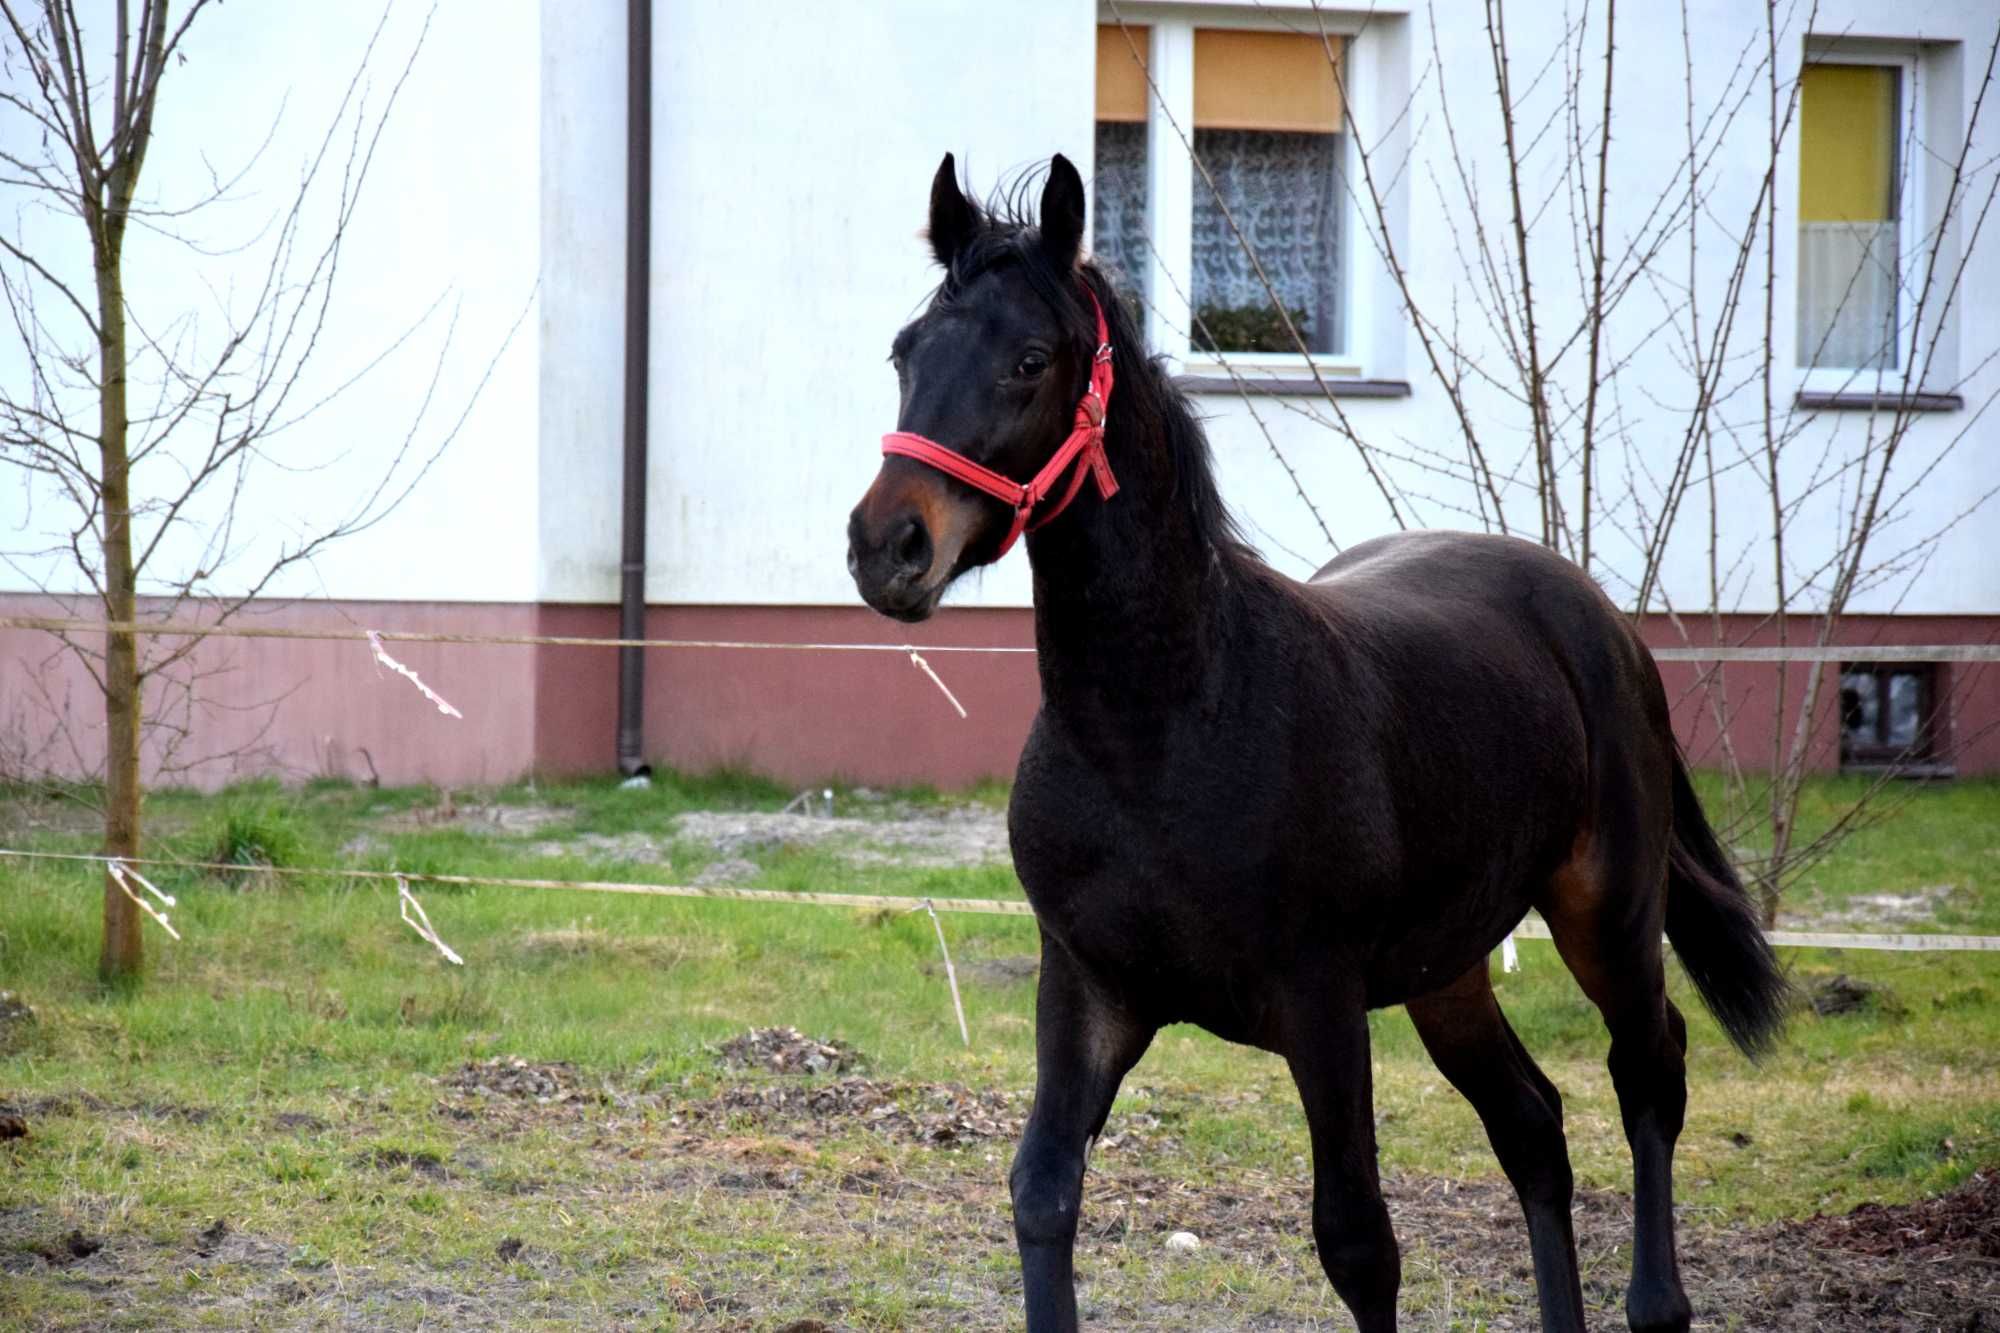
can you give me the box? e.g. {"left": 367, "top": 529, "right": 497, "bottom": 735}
{"left": 1626, "top": 1287, "right": 1692, "bottom": 1333}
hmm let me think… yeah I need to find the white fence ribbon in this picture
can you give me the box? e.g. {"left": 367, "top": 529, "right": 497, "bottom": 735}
{"left": 914, "top": 898, "right": 971, "bottom": 1046}
{"left": 397, "top": 875, "right": 464, "bottom": 965}
{"left": 367, "top": 630, "right": 464, "bottom": 719}
{"left": 907, "top": 648, "right": 968, "bottom": 719}
{"left": 107, "top": 858, "right": 181, "bottom": 941}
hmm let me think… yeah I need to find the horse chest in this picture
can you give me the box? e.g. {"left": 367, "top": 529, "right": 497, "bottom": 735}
{"left": 1010, "top": 765, "right": 1286, "bottom": 1031}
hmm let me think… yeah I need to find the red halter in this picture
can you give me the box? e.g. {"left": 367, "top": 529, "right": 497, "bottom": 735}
{"left": 881, "top": 290, "right": 1118, "bottom": 560}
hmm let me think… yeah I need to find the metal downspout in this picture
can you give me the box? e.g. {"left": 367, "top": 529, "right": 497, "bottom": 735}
{"left": 616, "top": 0, "right": 652, "bottom": 777}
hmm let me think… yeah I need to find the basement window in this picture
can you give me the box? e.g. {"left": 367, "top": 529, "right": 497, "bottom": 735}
{"left": 1839, "top": 662, "right": 1946, "bottom": 771}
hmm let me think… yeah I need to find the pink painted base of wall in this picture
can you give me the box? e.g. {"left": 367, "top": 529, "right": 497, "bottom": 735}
{"left": 1644, "top": 615, "right": 2000, "bottom": 777}
{"left": 533, "top": 604, "right": 1040, "bottom": 788}
{"left": 0, "top": 595, "right": 1039, "bottom": 790}
{"left": 2, "top": 594, "right": 1993, "bottom": 789}
{"left": 0, "top": 594, "right": 545, "bottom": 790}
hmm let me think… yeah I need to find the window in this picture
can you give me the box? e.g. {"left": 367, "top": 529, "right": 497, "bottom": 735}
{"left": 1093, "top": 20, "right": 1352, "bottom": 366}
{"left": 1093, "top": 25, "right": 1152, "bottom": 312}
{"left": 1796, "top": 54, "right": 1914, "bottom": 376}
{"left": 1839, "top": 663, "right": 1943, "bottom": 768}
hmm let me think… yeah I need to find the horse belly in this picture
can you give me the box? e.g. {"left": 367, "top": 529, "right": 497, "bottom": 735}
{"left": 1363, "top": 899, "right": 1529, "bottom": 1006}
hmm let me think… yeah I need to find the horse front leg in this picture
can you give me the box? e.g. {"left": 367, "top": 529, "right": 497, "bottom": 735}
{"left": 1011, "top": 935, "right": 1153, "bottom": 1332}
{"left": 1286, "top": 988, "right": 1401, "bottom": 1333}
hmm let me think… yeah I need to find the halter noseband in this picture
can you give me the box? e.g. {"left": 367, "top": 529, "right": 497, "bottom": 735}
{"left": 880, "top": 288, "right": 1118, "bottom": 561}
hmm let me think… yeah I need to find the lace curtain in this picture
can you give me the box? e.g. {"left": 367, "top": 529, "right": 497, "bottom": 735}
{"left": 1192, "top": 129, "right": 1342, "bottom": 354}
{"left": 1091, "top": 123, "right": 1345, "bottom": 354}
{"left": 1798, "top": 221, "right": 1901, "bottom": 371}
{"left": 1092, "top": 122, "right": 1151, "bottom": 305}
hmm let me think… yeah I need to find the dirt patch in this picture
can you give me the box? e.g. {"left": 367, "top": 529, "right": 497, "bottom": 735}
{"left": 270, "top": 1111, "right": 328, "bottom": 1133}
{"left": 7, "top": 1076, "right": 1996, "bottom": 1330}
{"left": 33, "top": 1228, "right": 102, "bottom": 1265}
{"left": 609, "top": 1129, "right": 2000, "bottom": 1329}
{"left": 693, "top": 1076, "right": 1022, "bottom": 1147}
{"left": 1794, "top": 1168, "right": 2000, "bottom": 1261}
{"left": 694, "top": 856, "right": 760, "bottom": 885}
{"left": 0, "top": 992, "right": 38, "bottom": 1057}
{"left": 3, "top": 1092, "right": 214, "bottom": 1125}
{"left": 443, "top": 1056, "right": 601, "bottom": 1105}
{"left": 1809, "top": 973, "right": 1908, "bottom": 1018}
{"left": 355, "top": 1146, "right": 451, "bottom": 1179}
{"left": 672, "top": 808, "right": 1008, "bottom": 869}
{"left": 1786, "top": 882, "right": 1964, "bottom": 932}
{"left": 927, "top": 954, "right": 1039, "bottom": 986}
{"left": 525, "top": 831, "right": 672, "bottom": 865}
{"left": 374, "top": 798, "right": 568, "bottom": 836}
{"left": 716, "top": 1028, "right": 862, "bottom": 1077}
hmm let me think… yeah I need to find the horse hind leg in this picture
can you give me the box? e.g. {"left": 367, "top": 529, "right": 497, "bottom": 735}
{"left": 1407, "top": 962, "right": 1586, "bottom": 1333}
{"left": 1542, "top": 827, "right": 1692, "bottom": 1333}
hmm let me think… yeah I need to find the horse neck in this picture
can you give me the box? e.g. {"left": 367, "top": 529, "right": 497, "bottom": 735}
{"left": 1023, "top": 411, "right": 1236, "bottom": 717}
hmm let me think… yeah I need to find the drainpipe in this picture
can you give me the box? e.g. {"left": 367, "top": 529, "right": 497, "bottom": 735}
{"left": 616, "top": 0, "right": 652, "bottom": 778}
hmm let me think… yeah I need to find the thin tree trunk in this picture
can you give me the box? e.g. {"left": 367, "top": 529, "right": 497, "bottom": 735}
{"left": 95, "top": 230, "right": 141, "bottom": 980}
{"left": 92, "top": 2, "right": 153, "bottom": 981}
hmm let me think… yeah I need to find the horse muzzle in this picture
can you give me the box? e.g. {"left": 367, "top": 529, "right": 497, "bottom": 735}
{"left": 847, "top": 501, "right": 946, "bottom": 622}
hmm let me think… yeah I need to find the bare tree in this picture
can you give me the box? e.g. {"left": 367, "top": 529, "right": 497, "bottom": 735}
{"left": 1106, "top": 0, "right": 1999, "bottom": 923}
{"left": 0, "top": 2, "right": 517, "bottom": 978}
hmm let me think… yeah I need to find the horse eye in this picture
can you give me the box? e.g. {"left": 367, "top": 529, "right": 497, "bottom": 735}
{"left": 1016, "top": 351, "right": 1050, "bottom": 379}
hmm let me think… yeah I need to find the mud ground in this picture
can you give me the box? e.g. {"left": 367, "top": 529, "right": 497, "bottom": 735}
{"left": 6, "top": 1049, "right": 1996, "bottom": 1331}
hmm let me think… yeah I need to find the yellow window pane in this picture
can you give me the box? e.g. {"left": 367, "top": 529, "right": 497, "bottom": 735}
{"left": 1799, "top": 63, "right": 1899, "bottom": 223}
{"left": 1096, "top": 25, "right": 1151, "bottom": 123}
{"left": 1194, "top": 29, "right": 1344, "bottom": 134}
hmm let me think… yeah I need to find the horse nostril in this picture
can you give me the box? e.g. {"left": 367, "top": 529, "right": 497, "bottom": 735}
{"left": 894, "top": 517, "right": 932, "bottom": 576}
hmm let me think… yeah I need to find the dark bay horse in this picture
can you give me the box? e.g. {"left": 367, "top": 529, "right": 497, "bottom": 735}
{"left": 847, "top": 153, "right": 1788, "bottom": 1333}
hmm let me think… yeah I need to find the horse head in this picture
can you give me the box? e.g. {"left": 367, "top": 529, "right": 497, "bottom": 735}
{"left": 847, "top": 153, "right": 1104, "bottom": 622}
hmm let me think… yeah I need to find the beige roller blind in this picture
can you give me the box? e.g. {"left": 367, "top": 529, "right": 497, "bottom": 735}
{"left": 1799, "top": 63, "right": 1899, "bottom": 223}
{"left": 1096, "top": 25, "right": 1151, "bottom": 123}
{"left": 1193, "top": 29, "right": 1344, "bottom": 133}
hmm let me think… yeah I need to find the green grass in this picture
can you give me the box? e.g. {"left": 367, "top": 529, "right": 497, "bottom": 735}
{"left": 1690, "top": 770, "right": 2000, "bottom": 931}
{"left": 1, "top": 773, "right": 1997, "bottom": 1329}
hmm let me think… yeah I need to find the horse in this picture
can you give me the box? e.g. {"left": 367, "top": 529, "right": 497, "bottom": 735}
{"left": 846, "top": 152, "right": 1789, "bottom": 1333}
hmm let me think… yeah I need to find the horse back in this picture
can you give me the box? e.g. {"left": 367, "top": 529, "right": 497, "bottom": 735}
{"left": 1010, "top": 529, "right": 1668, "bottom": 1028}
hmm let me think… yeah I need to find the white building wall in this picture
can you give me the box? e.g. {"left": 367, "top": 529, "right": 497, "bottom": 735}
{"left": 8, "top": 1, "right": 1986, "bottom": 621}
{"left": 536, "top": 0, "right": 626, "bottom": 604}
{"left": 536, "top": 0, "right": 1098, "bottom": 608}
{"left": 1185, "top": 0, "right": 2000, "bottom": 619}
{"left": 530, "top": 0, "right": 1993, "bottom": 617}
{"left": 1, "top": 1, "right": 541, "bottom": 605}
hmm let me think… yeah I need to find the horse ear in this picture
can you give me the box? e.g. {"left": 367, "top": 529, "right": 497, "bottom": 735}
{"left": 1039, "top": 153, "right": 1086, "bottom": 270}
{"left": 928, "top": 153, "right": 977, "bottom": 269}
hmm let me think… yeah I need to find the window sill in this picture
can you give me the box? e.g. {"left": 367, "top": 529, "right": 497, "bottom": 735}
{"left": 1795, "top": 389, "right": 1963, "bottom": 413}
{"left": 1175, "top": 375, "right": 1412, "bottom": 399}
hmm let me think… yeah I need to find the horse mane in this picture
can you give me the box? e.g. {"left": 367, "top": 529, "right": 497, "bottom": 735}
{"left": 931, "top": 178, "right": 1253, "bottom": 564}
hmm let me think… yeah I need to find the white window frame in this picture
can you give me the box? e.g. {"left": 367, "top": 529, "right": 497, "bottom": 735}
{"left": 1102, "top": 5, "right": 1377, "bottom": 384}
{"left": 1794, "top": 43, "right": 1925, "bottom": 395}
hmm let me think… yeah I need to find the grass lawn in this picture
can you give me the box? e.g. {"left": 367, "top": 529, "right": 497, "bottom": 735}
{"left": 2, "top": 772, "right": 1997, "bottom": 1329}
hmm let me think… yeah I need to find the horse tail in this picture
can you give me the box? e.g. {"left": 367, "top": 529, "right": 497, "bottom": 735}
{"left": 1662, "top": 752, "right": 1792, "bottom": 1059}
